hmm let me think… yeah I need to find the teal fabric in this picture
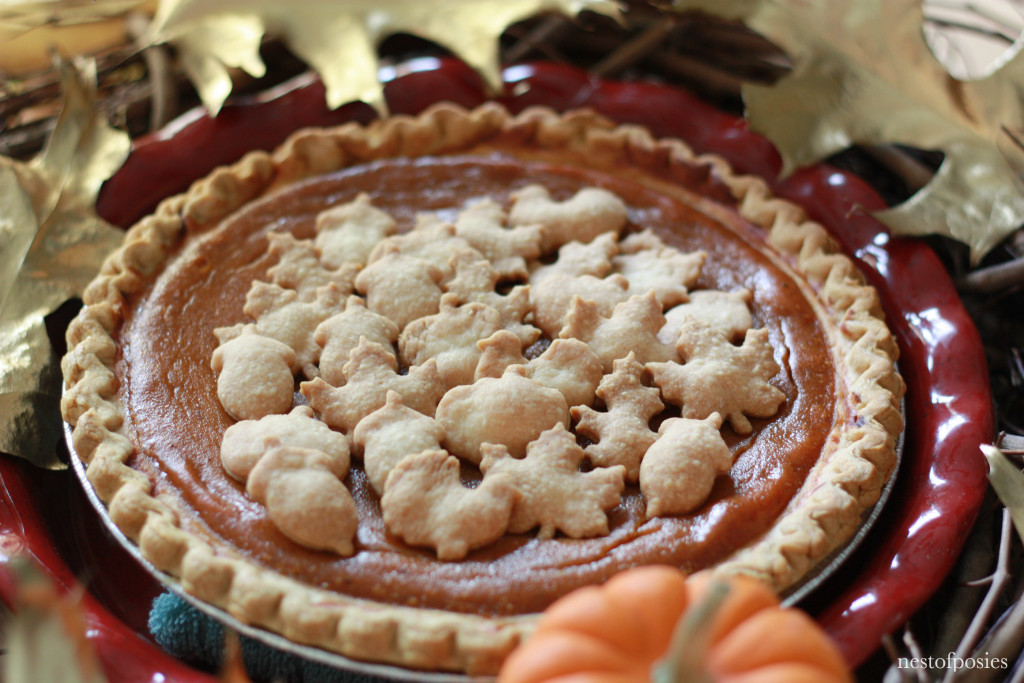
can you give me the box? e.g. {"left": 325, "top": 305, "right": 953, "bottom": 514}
{"left": 149, "top": 592, "right": 383, "bottom": 683}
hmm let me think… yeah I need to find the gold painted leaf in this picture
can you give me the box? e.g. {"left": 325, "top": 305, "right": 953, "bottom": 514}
{"left": 146, "top": 0, "right": 621, "bottom": 113}
{"left": 672, "top": 0, "right": 1024, "bottom": 263}
{"left": 0, "top": 59, "right": 128, "bottom": 469}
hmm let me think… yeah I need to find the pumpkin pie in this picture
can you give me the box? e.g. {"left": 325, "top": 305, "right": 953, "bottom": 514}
{"left": 61, "top": 102, "right": 904, "bottom": 675}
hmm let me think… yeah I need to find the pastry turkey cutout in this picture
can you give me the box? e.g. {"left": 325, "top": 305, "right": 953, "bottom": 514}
{"left": 399, "top": 293, "right": 505, "bottom": 389}
{"left": 444, "top": 251, "right": 538, "bottom": 345}
{"left": 475, "top": 331, "right": 602, "bottom": 407}
{"left": 315, "top": 295, "right": 400, "bottom": 386}
{"left": 571, "top": 352, "right": 664, "bottom": 482}
{"left": 647, "top": 319, "right": 786, "bottom": 435}
{"left": 530, "top": 272, "right": 629, "bottom": 338}
{"left": 508, "top": 184, "right": 627, "bottom": 252}
{"left": 301, "top": 338, "right": 445, "bottom": 433}
{"left": 559, "top": 291, "right": 675, "bottom": 371}
{"left": 367, "top": 216, "right": 478, "bottom": 280}
{"left": 242, "top": 280, "right": 346, "bottom": 378}
{"left": 453, "top": 198, "right": 545, "bottom": 279}
{"left": 381, "top": 449, "right": 521, "bottom": 560}
{"left": 479, "top": 424, "right": 626, "bottom": 539}
{"left": 266, "top": 232, "right": 359, "bottom": 301}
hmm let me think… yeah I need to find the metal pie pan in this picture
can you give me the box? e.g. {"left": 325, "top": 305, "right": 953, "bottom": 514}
{"left": 64, "top": 406, "right": 902, "bottom": 682}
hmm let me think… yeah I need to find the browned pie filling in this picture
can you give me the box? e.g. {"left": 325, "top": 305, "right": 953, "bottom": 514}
{"left": 116, "top": 155, "right": 837, "bottom": 617}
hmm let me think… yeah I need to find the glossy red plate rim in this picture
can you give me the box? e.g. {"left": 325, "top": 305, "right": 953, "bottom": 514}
{"left": 0, "top": 58, "right": 994, "bottom": 681}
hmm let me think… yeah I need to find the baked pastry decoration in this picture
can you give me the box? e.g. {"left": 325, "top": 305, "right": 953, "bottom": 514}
{"left": 640, "top": 413, "right": 733, "bottom": 518}
{"left": 381, "top": 449, "right": 521, "bottom": 561}
{"left": 572, "top": 352, "right": 664, "bottom": 481}
{"left": 61, "top": 103, "right": 904, "bottom": 675}
{"left": 480, "top": 424, "right": 626, "bottom": 539}
{"left": 647, "top": 319, "right": 787, "bottom": 435}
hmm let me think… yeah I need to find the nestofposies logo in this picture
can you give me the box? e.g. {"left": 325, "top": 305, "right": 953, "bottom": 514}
{"left": 898, "top": 653, "right": 1010, "bottom": 673}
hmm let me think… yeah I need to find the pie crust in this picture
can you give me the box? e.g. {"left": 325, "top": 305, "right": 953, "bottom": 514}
{"left": 61, "top": 102, "right": 904, "bottom": 674}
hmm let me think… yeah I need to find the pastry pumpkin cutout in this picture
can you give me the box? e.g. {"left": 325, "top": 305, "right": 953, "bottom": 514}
{"left": 497, "top": 566, "right": 852, "bottom": 683}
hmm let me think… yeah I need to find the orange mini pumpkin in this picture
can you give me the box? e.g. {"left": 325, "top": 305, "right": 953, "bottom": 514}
{"left": 497, "top": 566, "right": 853, "bottom": 683}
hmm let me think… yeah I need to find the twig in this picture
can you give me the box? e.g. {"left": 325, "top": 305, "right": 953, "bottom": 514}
{"left": 648, "top": 50, "right": 747, "bottom": 97}
{"left": 959, "top": 257, "right": 1024, "bottom": 294}
{"left": 945, "top": 509, "right": 1014, "bottom": 682}
{"left": 998, "top": 433, "right": 1024, "bottom": 453}
{"left": 503, "top": 15, "right": 574, "bottom": 63}
{"left": 863, "top": 145, "right": 936, "bottom": 192}
{"left": 125, "top": 10, "right": 174, "bottom": 132}
{"left": 903, "top": 628, "right": 931, "bottom": 682}
{"left": 591, "top": 17, "right": 676, "bottom": 76}
{"left": 881, "top": 634, "right": 913, "bottom": 683}
{"left": 967, "top": 597, "right": 1024, "bottom": 683}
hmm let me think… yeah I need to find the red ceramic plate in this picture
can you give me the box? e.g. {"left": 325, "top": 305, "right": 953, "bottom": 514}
{"left": 0, "top": 58, "right": 994, "bottom": 681}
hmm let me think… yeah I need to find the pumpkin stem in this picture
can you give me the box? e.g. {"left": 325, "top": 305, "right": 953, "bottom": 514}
{"left": 651, "top": 580, "right": 731, "bottom": 683}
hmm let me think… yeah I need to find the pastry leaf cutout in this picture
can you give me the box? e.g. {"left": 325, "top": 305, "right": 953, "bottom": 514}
{"left": 673, "top": 0, "right": 1024, "bottom": 263}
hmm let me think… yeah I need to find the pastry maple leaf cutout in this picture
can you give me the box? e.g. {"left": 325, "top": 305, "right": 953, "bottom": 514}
{"left": 435, "top": 366, "right": 569, "bottom": 464}
{"left": 353, "top": 391, "right": 446, "bottom": 495}
{"left": 242, "top": 280, "right": 346, "bottom": 378}
{"left": 266, "top": 232, "right": 359, "bottom": 300}
{"left": 301, "top": 338, "right": 445, "bottom": 433}
{"left": 475, "top": 331, "right": 603, "bottom": 407}
{"left": 640, "top": 414, "right": 732, "bottom": 518}
{"left": 508, "top": 184, "right": 628, "bottom": 252}
{"left": 571, "top": 352, "right": 664, "bottom": 482}
{"left": 211, "top": 330, "right": 296, "bottom": 421}
{"left": 659, "top": 289, "right": 754, "bottom": 346}
{"left": 480, "top": 424, "right": 626, "bottom": 539}
{"left": 530, "top": 273, "right": 630, "bottom": 338}
{"left": 647, "top": 319, "right": 786, "bottom": 435}
{"left": 314, "top": 193, "right": 397, "bottom": 268}
{"left": 220, "top": 405, "right": 349, "bottom": 482}
{"left": 529, "top": 231, "right": 618, "bottom": 284}
{"left": 354, "top": 246, "right": 445, "bottom": 330}
{"left": 398, "top": 294, "right": 504, "bottom": 388}
{"left": 453, "top": 198, "right": 545, "bottom": 279}
{"left": 611, "top": 245, "right": 704, "bottom": 308}
{"left": 444, "top": 251, "right": 539, "bottom": 345}
{"left": 315, "top": 295, "right": 400, "bottom": 386}
{"left": 247, "top": 443, "right": 358, "bottom": 556}
{"left": 559, "top": 291, "right": 676, "bottom": 371}
{"left": 367, "top": 217, "right": 479, "bottom": 281}
{"left": 381, "top": 449, "right": 521, "bottom": 560}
